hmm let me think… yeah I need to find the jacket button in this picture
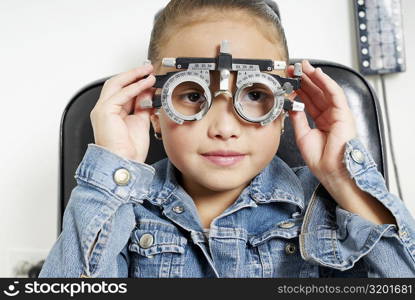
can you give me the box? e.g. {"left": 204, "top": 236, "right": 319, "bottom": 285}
{"left": 139, "top": 233, "right": 154, "bottom": 249}
{"left": 172, "top": 205, "right": 184, "bottom": 214}
{"left": 285, "top": 243, "right": 296, "bottom": 255}
{"left": 113, "top": 168, "right": 131, "bottom": 185}
{"left": 279, "top": 221, "right": 295, "bottom": 229}
{"left": 351, "top": 149, "right": 365, "bottom": 164}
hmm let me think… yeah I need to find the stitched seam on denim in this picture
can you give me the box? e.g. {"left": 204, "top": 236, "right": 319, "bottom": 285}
{"left": 210, "top": 203, "right": 257, "bottom": 227}
{"left": 198, "top": 240, "right": 220, "bottom": 277}
{"left": 345, "top": 156, "right": 377, "bottom": 178}
{"left": 209, "top": 236, "right": 248, "bottom": 243}
{"left": 249, "top": 227, "right": 300, "bottom": 246}
{"left": 354, "top": 172, "right": 404, "bottom": 231}
{"left": 137, "top": 219, "right": 180, "bottom": 230}
{"left": 87, "top": 144, "right": 156, "bottom": 175}
{"left": 344, "top": 141, "right": 377, "bottom": 178}
{"left": 307, "top": 226, "right": 391, "bottom": 271}
{"left": 89, "top": 216, "right": 112, "bottom": 275}
{"left": 405, "top": 243, "right": 415, "bottom": 265}
{"left": 236, "top": 238, "right": 241, "bottom": 277}
{"left": 355, "top": 176, "right": 388, "bottom": 198}
{"left": 158, "top": 252, "right": 167, "bottom": 277}
{"left": 75, "top": 174, "right": 132, "bottom": 202}
{"left": 339, "top": 225, "right": 394, "bottom": 270}
{"left": 299, "top": 183, "right": 321, "bottom": 261}
{"left": 256, "top": 245, "right": 265, "bottom": 277}
{"left": 354, "top": 170, "right": 402, "bottom": 221}
{"left": 258, "top": 244, "right": 272, "bottom": 277}
{"left": 331, "top": 227, "right": 342, "bottom": 265}
{"left": 127, "top": 195, "right": 144, "bottom": 205}
{"left": 300, "top": 197, "right": 395, "bottom": 270}
{"left": 157, "top": 184, "right": 180, "bottom": 206}
{"left": 75, "top": 160, "right": 153, "bottom": 203}
{"left": 82, "top": 207, "right": 116, "bottom": 268}
{"left": 81, "top": 199, "right": 121, "bottom": 274}
{"left": 397, "top": 227, "right": 415, "bottom": 265}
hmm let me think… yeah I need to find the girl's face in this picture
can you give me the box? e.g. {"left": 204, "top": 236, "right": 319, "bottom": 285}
{"left": 151, "top": 12, "right": 287, "bottom": 195}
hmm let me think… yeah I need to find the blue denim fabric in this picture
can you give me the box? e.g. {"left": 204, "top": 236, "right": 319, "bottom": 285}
{"left": 39, "top": 138, "right": 415, "bottom": 278}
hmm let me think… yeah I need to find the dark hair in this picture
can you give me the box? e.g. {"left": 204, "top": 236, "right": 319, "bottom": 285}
{"left": 147, "top": 0, "right": 289, "bottom": 69}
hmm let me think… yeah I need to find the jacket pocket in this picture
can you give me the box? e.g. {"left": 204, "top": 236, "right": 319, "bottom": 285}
{"left": 247, "top": 220, "right": 303, "bottom": 277}
{"left": 128, "top": 222, "right": 187, "bottom": 278}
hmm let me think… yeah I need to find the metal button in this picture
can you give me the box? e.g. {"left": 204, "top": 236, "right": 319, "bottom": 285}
{"left": 172, "top": 205, "right": 184, "bottom": 214}
{"left": 285, "top": 243, "right": 296, "bottom": 255}
{"left": 139, "top": 233, "right": 154, "bottom": 249}
{"left": 279, "top": 221, "right": 295, "bottom": 229}
{"left": 113, "top": 168, "right": 131, "bottom": 185}
{"left": 351, "top": 149, "right": 365, "bottom": 164}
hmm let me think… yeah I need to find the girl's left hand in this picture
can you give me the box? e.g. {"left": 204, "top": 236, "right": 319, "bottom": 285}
{"left": 286, "top": 60, "right": 358, "bottom": 184}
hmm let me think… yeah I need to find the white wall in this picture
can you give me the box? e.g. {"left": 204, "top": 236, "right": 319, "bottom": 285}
{"left": 1, "top": 0, "right": 414, "bottom": 277}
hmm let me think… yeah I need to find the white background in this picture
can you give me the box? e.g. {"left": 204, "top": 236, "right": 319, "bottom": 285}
{"left": 0, "top": 0, "right": 414, "bottom": 277}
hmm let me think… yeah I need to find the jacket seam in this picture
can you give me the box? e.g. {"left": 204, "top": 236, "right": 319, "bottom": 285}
{"left": 88, "top": 216, "right": 113, "bottom": 276}
{"left": 299, "top": 183, "right": 321, "bottom": 261}
{"left": 75, "top": 175, "right": 133, "bottom": 203}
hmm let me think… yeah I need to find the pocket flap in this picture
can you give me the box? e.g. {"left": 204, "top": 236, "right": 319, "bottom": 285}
{"left": 248, "top": 221, "right": 301, "bottom": 247}
{"left": 129, "top": 228, "right": 187, "bottom": 256}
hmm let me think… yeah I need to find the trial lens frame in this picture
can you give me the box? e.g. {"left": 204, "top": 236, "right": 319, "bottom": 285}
{"left": 143, "top": 40, "right": 304, "bottom": 126}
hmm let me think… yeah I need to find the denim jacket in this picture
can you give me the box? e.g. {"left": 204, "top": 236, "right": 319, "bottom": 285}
{"left": 39, "top": 138, "right": 415, "bottom": 278}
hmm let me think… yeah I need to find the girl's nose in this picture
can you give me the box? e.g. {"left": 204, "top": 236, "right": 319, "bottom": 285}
{"left": 206, "top": 92, "right": 241, "bottom": 140}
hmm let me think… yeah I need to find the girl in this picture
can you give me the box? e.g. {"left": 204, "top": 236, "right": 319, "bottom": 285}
{"left": 39, "top": 0, "right": 415, "bottom": 278}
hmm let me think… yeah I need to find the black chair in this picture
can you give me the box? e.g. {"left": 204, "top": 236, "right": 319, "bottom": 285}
{"left": 57, "top": 59, "right": 389, "bottom": 233}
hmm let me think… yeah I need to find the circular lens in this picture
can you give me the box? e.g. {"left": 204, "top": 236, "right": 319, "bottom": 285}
{"left": 171, "top": 81, "right": 209, "bottom": 117}
{"left": 236, "top": 83, "right": 275, "bottom": 119}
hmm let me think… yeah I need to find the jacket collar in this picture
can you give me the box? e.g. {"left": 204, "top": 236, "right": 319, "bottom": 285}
{"left": 146, "top": 155, "right": 305, "bottom": 211}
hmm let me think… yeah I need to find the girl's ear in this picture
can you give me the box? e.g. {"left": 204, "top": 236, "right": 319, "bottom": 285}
{"left": 150, "top": 110, "right": 161, "bottom": 133}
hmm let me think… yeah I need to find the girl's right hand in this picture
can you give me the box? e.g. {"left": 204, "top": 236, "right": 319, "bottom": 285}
{"left": 90, "top": 63, "right": 157, "bottom": 164}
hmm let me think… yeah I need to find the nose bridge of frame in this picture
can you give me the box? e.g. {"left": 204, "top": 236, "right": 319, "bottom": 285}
{"left": 208, "top": 70, "right": 237, "bottom": 97}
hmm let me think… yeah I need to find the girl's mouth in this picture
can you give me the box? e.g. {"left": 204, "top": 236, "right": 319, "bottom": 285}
{"left": 200, "top": 154, "right": 246, "bottom": 167}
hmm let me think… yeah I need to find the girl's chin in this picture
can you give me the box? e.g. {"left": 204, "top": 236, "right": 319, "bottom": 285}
{"left": 197, "top": 174, "right": 251, "bottom": 192}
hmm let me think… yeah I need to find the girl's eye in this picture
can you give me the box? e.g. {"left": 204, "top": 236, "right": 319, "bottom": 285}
{"left": 244, "top": 91, "right": 267, "bottom": 102}
{"left": 181, "top": 92, "right": 206, "bottom": 103}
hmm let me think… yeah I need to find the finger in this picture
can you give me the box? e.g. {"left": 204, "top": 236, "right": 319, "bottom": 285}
{"left": 100, "top": 64, "right": 154, "bottom": 100}
{"left": 297, "top": 61, "right": 330, "bottom": 111}
{"left": 313, "top": 110, "right": 332, "bottom": 133}
{"left": 295, "top": 89, "right": 322, "bottom": 121}
{"left": 297, "top": 87, "right": 332, "bottom": 131}
{"left": 287, "top": 66, "right": 327, "bottom": 119}
{"left": 287, "top": 65, "right": 321, "bottom": 118}
{"left": 106, "top": 74, "right": 156, "bottom": 107}
{"left": 288, "top": 110, "right": 312, "bottom": 142}
{"left": 123, "top": 87, "right": 156, "bottom": 116}
{"left": 306, "top": 66, "right": 348, "bottom": 109}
